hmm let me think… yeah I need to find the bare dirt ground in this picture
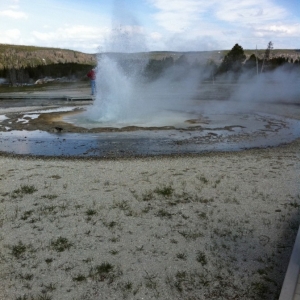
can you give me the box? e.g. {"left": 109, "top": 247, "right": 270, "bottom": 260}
{"left": 0, "top": 143, "right": 299, "bottom": 300}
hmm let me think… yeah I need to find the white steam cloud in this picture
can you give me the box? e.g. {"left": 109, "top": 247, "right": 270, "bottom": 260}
{"left": 85, "top": 0, "right": 300, "bottom": 127}
{"left": 86, "top": 0, "right": 214, "bottom": 126}
{"left": 231, "top": 67, "right": 300, "bottom": 103}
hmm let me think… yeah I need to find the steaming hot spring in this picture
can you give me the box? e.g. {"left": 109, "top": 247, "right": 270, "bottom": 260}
{"left": 45, "top": 54, "right": 300, "bottom": 132}
{"left": 0, "top": 54, "right": 300, "bottom": 157}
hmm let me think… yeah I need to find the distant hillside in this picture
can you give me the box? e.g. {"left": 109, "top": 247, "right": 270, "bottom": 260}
{"left": 1, "top": 43, "right": 299, "bottom": 70}
{"left": 0, "top": 44, "right": 97, "bottom": 69}
{"left": 244, "top": 49, "right": 300, "bottom": 62}
{"left": 146, "top": 49, "right": 300, "bottom": 64}
{"left": 0, "top": 43, "right": 299, "bottom": 85}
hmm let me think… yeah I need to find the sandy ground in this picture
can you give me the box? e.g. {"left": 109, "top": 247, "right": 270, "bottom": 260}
{"left": 0, "top": 141, "right": 300, "bottom": 300}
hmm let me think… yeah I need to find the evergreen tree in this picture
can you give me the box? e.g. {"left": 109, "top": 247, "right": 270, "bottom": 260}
{"left": 217, "top": 43, "right": 246, "bottom": 74}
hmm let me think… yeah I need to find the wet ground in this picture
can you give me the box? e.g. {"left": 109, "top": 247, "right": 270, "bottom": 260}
{"left": 0, "top": 82, "right": 300, "bottom": 158}
{"left": 1, "top": 98, "right": 300, "bottom": 158}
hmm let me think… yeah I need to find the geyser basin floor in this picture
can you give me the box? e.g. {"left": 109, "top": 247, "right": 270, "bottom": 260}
{"left": 1, "top": 103, "right": 300, "bottom": 157}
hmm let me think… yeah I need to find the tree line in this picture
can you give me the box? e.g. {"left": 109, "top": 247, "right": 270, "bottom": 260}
{"left": 1, "top": 43, "right": 299, "bottom": 86}
{"left": 215, "top": 42, "right": 300, "bottom": 78}
{"left": 143, "top": 43, "right": 300, "bottom": 82}
{"left": 0, "top": 63, "right": 94, "bottom": 85}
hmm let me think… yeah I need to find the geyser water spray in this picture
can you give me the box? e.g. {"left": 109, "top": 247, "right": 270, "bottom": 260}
{"left": 84, "top": 0, "right": 152, "bottom": 125}
{"left": 85, "top": 54, "right": 147, "bottom": 124}
{"left": 84, "top": 51, "right": 202, "bottom": 127}
{"left": 81, "top": 1, "right": 203, "bottom": 127}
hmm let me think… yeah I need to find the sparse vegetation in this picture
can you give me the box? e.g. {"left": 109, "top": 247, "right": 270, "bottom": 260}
{"left": 198, "top": 175, "right": 209, "bottom": 184}
{"left": 45, "top": 258, "right": 53, "bottom": 264}
{"left": 196, "top": 251, "right": 208, "bottom": 266}
{"left": 50, "top": 237, "right": 73, "bottom": 252}
{"left": 41, "top": 194, "right": 58, "bottom": 200}
{"left": 178, "top": 230, "right": 204, "bottom": 240}
{"left": 88, "top": 262, "right": 117, "bottom": 282}
{"left": 155, "top": 209, "right": 173, "bottom": 219}
{"left": 1, "top": 146, "right": 299, "bottom": 300}
{"left": 20, "top": 210, "right": 34, "bottom": 221}
{"left": 11, "top": 241, "right": 27, "bottom": 259}
{"left": 85, "top": 208, "right": 97, "bottom": 216}
{"left": 72, "top": 274, "right": 86, "bottom": 282}
{"left": 154, "top": 185, "right": 174, "bottom": 197}
{"left": 176, "top": 253, "right": 187, "bottom": 260}
{"left": 141, "top": 190, "right": 154, "bottom": 201}
{"left": 109, "top": 249, "right": 119, "bottom": 255}
{"left": 11, "top": 185, "right": 37, "bottom": 198}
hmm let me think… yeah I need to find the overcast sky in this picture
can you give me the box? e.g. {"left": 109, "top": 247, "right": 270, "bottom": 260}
{"left": 0, "top": 0, "right": 299, "bottom": 53}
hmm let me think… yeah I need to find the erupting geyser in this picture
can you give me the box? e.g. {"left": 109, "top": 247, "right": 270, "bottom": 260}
{"left": 82, "top": 52, "right": 199, "bottom": 128}
{"left": 85, "top": 54, "right": 149, "bottom": 125}
{"left": 77, "top": 1, "right": 201, "bottom": 128}
{"left": 83, "top": 1, "right": 157, "bottom": 126}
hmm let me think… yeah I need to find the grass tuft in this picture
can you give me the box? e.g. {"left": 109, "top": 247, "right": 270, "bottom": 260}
{"left": 196, "top": 251, "right": 208, "bottom": 266}
{"left": 50, "top": 237, "right": 73, "bottom": 252}
{"left": 89, "top": 262, "right": 116, "bottom": 281}
{"left": 176, "top": 253, "right": 187, "bottom": 260}
{"left": 73, "top": 274, "right": 86, "bottom": 282}
{"left": 85, "top": 209, "right": 97, "bottom": 216}
{"left": 20, "top": 210, "right": 34, "bottom": 221}
{"left": 41, "top": 194, "right": 58, "bottom": 200}
{"left": 154, "top": 185, "right": 174, "bottom": 197}
{"left": 11, "top": 241, "right": 27, "bottom": 259}
{"left": 198, "top": 176, "right": 209, "bottom": 184}
{"left": 178, "top": 230, "right": 204, "bottom": 240}
{"left": 155, "top": 209, "right": 173, "bottom": 219}
{"left": 45, "top": 258, "right": 53, "bottom": 264}
{"left": 141, "top": 191, "right": 154, "bottom": 201}
{"left": 11, "top": 185, "right": 37, "bottom": 198}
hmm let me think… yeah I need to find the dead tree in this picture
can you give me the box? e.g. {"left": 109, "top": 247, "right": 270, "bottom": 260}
{"left": 261, "top": 41, "right": 273, "bottom": 73}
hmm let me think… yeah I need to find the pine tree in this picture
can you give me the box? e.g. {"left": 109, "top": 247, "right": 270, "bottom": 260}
{"left": 217, "top": 44, "right": 246, "bottom": 74}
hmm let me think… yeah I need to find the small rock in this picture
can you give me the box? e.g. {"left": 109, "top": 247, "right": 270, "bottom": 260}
{"left": 54, "top": 127, "right": 63, "bottom": 133}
